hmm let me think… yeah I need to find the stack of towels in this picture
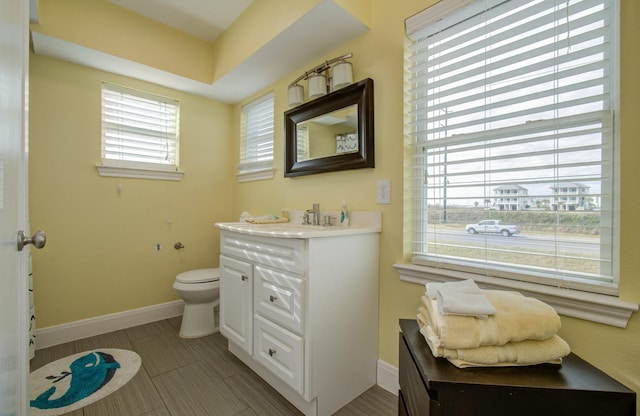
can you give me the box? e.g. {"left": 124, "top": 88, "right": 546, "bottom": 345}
{"left": 417, "top": 279, "right": 570, "bottom": 368}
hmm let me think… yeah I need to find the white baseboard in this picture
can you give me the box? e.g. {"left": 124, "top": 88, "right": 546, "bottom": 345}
{"left": 377, "top": 359, "right": 399, "bottom": 396}
{"left": 35, "top": 300, "right": 185, "bottom": 349}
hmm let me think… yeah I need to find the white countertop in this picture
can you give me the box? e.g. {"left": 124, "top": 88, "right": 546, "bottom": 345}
{"left": 215, "top": 210, "right": 381, "bottom": 239}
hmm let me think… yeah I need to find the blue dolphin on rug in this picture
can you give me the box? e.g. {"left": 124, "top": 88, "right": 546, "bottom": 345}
{"left": 31, "top": 351, "right": 121, "bottom": 410}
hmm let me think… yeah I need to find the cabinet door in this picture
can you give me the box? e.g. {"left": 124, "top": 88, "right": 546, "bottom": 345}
{"left": 220, "top": 255, "right": 253, "bottom": 354}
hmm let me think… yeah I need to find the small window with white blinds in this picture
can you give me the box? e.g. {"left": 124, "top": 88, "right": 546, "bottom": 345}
{"left": 238, "top": 92, "right": 275, "bottom": 182}
{"left": 100, "top": 83, "right": 180, "bottom": 179}
{"left": 405, "top": 0, "right": 619, "bottom": 293}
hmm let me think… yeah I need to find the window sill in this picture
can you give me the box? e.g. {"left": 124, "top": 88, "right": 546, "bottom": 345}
{"left": 96, "top": 165, "right": 183, "bottom": 181}
{"left": 394, "top": 263, "right": 638, "bottom": 328}
{"left": 236, "top": 167, "right": 275, "bottom": 182}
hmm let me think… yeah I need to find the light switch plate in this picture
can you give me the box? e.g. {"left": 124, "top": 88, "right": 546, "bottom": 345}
{"left": 377, "top": 179, "right": 391, "bottom": 204}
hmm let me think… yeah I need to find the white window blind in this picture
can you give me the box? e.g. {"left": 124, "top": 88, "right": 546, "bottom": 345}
{"left": 297, "top": 125, "right": 310, "bottom": 161}
{"left": 101, "top": 83, "right": 179, "bottom": 173}
{"left": 239, "top": 92, "right": 274, "bottom": 180}
{"left": 406, "top": 0, "right": 618, "bottom": 293}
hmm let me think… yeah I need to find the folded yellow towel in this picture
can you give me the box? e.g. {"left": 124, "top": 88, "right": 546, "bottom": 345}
{"left": 446, "top": 356, "right": 563, "bottom": 369}
{"left": 245, "top": 215, "right": 289, "bottom": 224}
{"left": 421, "top": 289, "right": 561, "bottom": 349}
{"left": 417, "top": 314, "right": 570, "bottom": 368}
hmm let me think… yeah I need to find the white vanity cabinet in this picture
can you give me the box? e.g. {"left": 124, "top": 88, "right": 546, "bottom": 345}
{"left": 217, "top": 222, "right": 380, "bottom": 416}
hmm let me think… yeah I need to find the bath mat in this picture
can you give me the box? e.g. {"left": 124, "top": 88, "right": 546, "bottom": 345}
{"left": 29, "top": 349, "right": 141, "bottom": 416}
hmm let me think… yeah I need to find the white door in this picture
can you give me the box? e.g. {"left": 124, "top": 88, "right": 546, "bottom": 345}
{"left": 0, "top": 0, "right": 30, "bottom": 414}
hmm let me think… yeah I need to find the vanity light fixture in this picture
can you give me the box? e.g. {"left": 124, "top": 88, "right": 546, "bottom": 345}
{"left": 307, "top": 73, "right": 327, "bottom": 99}
{"left": 287, "top": 53, "right": 354, "bottom": 107}
{"left": 332, "top": 60, "right": 353, "bottom": 90}
{"left": 288, "top": 84, "right": 304, "bottom": 107}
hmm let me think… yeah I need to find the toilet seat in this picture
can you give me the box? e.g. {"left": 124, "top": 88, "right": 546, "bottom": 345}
{"left": 176, "top": 268, "right": 220, "bottom": 284}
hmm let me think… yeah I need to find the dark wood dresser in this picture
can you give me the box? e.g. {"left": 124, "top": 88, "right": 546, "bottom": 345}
{"left": 398, "top": 319, "right": 636, "bottom": 416}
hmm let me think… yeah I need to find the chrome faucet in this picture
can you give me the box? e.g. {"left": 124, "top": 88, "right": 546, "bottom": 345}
{"left": 303, "top": 203, "right": 320, "bottom": 225}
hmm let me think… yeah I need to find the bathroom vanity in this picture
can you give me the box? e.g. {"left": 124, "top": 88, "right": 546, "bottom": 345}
{"left": 215, "top": 212, "right": 381, "bottom": 416}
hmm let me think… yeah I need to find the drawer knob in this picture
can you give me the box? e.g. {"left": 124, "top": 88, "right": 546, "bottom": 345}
{"left": 241, "top": 275, "right": 248, "bottom": 281}
{"left": 268, "top": 348, "right": 276, "bottom": 357}
{"left": 269, "top": 295, "right": 277, "bottom": 302}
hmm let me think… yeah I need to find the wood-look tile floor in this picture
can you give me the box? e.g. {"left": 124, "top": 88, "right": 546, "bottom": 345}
{"left": 30, "top": 317, "right": 397, "bottom": 416}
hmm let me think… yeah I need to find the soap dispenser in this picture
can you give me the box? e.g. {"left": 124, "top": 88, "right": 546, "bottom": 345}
{"left": 341, "top": 201, "right": 350, "bottom": 226}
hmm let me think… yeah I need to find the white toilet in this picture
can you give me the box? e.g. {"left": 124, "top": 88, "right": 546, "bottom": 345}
{"left": 173, "top": 268, "right": 220, "bottom": 338}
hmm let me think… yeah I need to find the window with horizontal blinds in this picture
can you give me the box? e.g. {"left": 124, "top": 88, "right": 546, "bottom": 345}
{"left": 101, "top": 83, "right": 179, "bottom": 172}
{"left": 239, "top": 92, "right": 274, "bottom": 176}
{"left": 406, "top": 0, "right": 618, "bottom": 293}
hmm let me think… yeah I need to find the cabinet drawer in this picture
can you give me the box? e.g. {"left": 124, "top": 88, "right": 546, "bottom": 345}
{"left": 221, "top": 232, "right": 306, "bottom": 275}
{"left": 255, "top": 266, "right": 304, "bottom": 334}
{"left": 254, "top": 314, "right": 304, "bottom": 395}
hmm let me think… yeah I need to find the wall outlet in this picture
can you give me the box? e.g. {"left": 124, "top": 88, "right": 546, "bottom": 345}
{"left": 377, "top": 179, "right": 391, "bottom": 204}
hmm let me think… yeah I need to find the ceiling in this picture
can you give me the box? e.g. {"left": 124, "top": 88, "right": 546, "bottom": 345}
{"left": 106, "top": 0, "right": 253, "bottom": 42}
{"left": 30, "top": 0, "right": 370, "bottom": 104}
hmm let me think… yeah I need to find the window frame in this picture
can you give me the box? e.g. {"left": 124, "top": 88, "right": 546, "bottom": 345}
{"left": 397, "top": 0, "right": 638, "bottom": 327}
{"left": 97, "top": 83, "right": 183, "bottom": 181}
{"left": 237, "top": 92, "right": 275, "bottom": 182}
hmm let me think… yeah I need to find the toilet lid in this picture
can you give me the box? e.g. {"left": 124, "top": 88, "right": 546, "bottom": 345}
{"left": 176, "top": 268, "right": 220, "bottom": 284}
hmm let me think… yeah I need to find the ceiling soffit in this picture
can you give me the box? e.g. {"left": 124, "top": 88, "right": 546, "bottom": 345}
{"left": 30, "top": 0, "right": 370, "bottom": 104}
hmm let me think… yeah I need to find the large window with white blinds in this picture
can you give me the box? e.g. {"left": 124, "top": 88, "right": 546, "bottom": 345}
{"left": 406, "top": 0, "right": 619, "bottom": 294}
{"left": 238, "top": 92, "right": 275, "bottom": 182}
{"left": 101, "top": 83, "right": 180, "bottom": 175}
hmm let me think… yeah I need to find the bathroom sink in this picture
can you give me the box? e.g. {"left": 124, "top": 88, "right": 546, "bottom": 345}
{"left": 252, "top": 223, "right": 327, "bottom": 231}
{"left": 215, "top": 221, "right": 380, "bottom": 238}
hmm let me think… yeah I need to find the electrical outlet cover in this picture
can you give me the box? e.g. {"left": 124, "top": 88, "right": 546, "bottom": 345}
{"left": 377, "top": 179, "right": 391, "bottom": 204}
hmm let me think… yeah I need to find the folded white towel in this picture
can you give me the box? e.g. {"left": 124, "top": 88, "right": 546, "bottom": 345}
{"left": 425, "top": 279, "right": 481, "bottom": 300}
{"left": 436, "top": 289, "right": 496, "bottom": 319}
{"left": 245, "top": 215, "right": 289, "bottom": 224}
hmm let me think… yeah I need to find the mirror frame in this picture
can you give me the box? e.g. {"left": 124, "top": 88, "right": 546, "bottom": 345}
{"left": 284, "top": 78, "right": 374, "bottom": 177}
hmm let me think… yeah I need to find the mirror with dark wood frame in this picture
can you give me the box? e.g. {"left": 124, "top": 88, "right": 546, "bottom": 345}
{"left": 284, "top": 78, "right": 374, "bottom": 177}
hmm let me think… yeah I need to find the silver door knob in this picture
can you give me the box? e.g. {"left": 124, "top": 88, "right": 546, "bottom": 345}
{"left": 17, "top": 230, "right": 46, "bottom": 251}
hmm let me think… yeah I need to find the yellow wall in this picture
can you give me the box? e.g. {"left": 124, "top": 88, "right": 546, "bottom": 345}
{"left": 29, "top": 54, "right": 234, "bottom": 326}
{"left": 230, "top": 0, "right": 640, "bottom": 407}
{"left": 29, "top": 0, "right": 640, "bottom": 412}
